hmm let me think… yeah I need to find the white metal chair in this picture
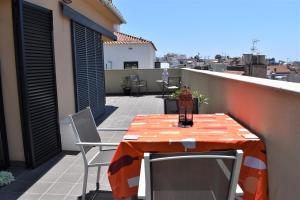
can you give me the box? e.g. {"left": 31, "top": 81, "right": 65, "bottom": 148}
{"left": 69, "top": 108, "right": 127, "bottom": 200}
{"left": 164, "top": 76, "right": 181, "bottom": 95}
{"left": 138, "top": 150, "right": 243, "bottom": 200}
{"left": 129, "top": 74, "right": 148, "bottom": 96}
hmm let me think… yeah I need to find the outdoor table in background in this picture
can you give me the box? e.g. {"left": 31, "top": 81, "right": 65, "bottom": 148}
{"left": 108, "top": 114, "right": 268, "bottom": 200}
{"left": 155, "top": 79, "right": 167, "bottom": 97}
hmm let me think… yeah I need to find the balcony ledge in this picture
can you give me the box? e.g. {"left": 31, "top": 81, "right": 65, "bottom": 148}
{"left": 183, "top": 68, "right": 300, "bottom": 95}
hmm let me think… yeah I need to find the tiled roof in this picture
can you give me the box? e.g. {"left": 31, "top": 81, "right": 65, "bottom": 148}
{"left": 104, "top": 32, "right": 157, "bottom": 50}
{"left": 267, "top": 65, "right": 290, "bottom": 73}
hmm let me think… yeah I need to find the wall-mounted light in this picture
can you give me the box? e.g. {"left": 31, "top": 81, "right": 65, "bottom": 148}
{"left": 63, "top": 0, "right": 72, "bottom": 4}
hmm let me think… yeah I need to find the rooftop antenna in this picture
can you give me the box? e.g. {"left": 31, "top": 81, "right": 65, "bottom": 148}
{"left": 251, "top": 39, "right": 260, "bottom": 55}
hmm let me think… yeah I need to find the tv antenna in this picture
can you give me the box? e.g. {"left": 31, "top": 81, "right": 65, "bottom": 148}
{"left": 251, "top": 39, "right": 260, "bottom": 54}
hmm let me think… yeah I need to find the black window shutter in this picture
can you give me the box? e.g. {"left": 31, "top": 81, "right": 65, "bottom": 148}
{"left": 0, "top": 65, "right": 9, "bottom": 169}
{"left": 13, "top": 1, "right": 61, "bottom": 168}
{"left": 72, "top": 22, "right": 106, "bottom": 123}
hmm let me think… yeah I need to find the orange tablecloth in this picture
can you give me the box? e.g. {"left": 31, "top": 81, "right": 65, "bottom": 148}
{"left": 108, "top": 114, "right": 268, "bottom": 200}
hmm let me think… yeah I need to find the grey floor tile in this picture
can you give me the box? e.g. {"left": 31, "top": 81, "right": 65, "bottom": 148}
{"left": 65, "top": 166, "right": 83, "bottom": 174}
{"left": 47, "top": 164, "right": 71, "bottom": 174}
{"left": 88, "top": 167, "right": 100, "bottom": 175}
{"left": 25, "top": 182, "right": 53, "bottom": 194}
{"left": 38, "top": 172, "right": 61, "bottom": 183}
{"left": 59, "top": 155, "right": 78, "bottom": 163}
{"left": 98, "top": 95, "right": 163, "bottom": 129}
{"left": 79, "top": 173, "right": 100, "bottom": 184}
{"left": 64, "top": 196, "right": 78, "bottom": 200}
{"left": 47, "top": 182, "right": 74, "bottom": 195}
{"left": 68, "top": 183, "right": 95, "bottom": 197}
{"left": 17, "top": 193, "right": 42, "bottom": 200}
{"left": 40, "top": 194, "right": 66, "bottom": 200}
{"left": 57, "top": 173, "right": 81, "bottom": 183}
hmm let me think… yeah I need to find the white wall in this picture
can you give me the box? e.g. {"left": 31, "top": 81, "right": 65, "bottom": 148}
{"left": 181, "top": 69, "right": 300, "bottom": 200}
{"left": 104, "top": 44, "right": 156, "bottom": 69}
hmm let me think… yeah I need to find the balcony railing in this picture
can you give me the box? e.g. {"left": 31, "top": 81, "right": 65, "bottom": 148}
{"left": 106, "top": 68, "right": 300, "bottom": 200}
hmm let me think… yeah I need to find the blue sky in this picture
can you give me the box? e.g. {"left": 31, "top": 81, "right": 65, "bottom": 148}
{"left": 114, "top": 0, "right": 300, "bottom": 61}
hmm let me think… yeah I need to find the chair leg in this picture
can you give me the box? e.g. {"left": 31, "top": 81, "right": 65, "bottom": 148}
{"left": 82, "top": 166, "right": 88, "bottom": 200}
{"left": 96, "top": 166, "right": 101, "bottom": 191}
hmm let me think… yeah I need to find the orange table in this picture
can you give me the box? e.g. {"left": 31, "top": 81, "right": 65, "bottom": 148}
{"left": 108, "top": 114, "right": 268, "bottom": 200}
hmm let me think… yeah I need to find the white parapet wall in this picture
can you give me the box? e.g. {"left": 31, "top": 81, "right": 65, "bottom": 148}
{"left": 181, "top": 68, "right": 300, "bottom": 200}
{"left": 105, "top": 68, "right": 181, "bottom": 94}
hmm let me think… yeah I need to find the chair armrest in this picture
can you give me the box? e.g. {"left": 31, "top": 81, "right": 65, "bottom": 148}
{"left": 97, "top": 128, "right": 128, "bottom": 131}
{"left": 76, "top": 142, "right": 119, "bottom": 147}
{"left": 236, "top": 184, "right": 243, "bottom": 197}
{"left": 138, "top": 159, "right": 146, "bottom": 199}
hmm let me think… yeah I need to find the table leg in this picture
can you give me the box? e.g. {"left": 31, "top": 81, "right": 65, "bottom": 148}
{"left": 162, "top": 82, "right": 165, "bottom": 98}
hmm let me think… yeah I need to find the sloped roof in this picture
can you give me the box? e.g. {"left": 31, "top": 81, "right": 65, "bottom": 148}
{"left": 99, "top": 0, "right": 126, "bottom": 24}
{"left": 267, "top": 65, "right": 290, "bottom": 74}
{"left": 104, "top": 32, "right": 157, "bottom": 50}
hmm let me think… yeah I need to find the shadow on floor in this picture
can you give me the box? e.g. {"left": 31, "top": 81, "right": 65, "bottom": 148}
{"left": 78, "top": 190, "right": 114, "bottom": 200}
{"left": 0, "top": 153, "right": 67, "bottom": 199}
{"left": 79, "top": 190, "right": 138, "bottom": 200}
{"left": 96, "top": 106, "right": 118, "bottom": 125}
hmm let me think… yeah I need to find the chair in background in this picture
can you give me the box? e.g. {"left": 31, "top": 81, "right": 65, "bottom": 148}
{"left": 69, "top": 108, "right": 126, "bottom": 200}
{"left": 164, "top": 98, "right": 199, "bottom": 114}
{"left": 164, "top": 76, "right": 181, "bottom": 95}
{"left": 129, "top": 74, "right": 148, "bottom": 96}
{"left": 138, "top": 150, "right": 243, "bottom": 200}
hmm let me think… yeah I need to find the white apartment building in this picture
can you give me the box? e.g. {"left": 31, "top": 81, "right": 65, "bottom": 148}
{"left": 104, "top": 32, "right": 157, "bottom": 69}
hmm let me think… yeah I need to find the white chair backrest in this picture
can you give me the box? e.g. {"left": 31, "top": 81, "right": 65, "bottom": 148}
{"left": 69, "top": 108, "right": 101, "bottom": 154}
{"left": 168, "top": 77, "right": 181, "bottom": 87}
{"left": 144, "top": 150, "right": 243, "bottom": 200}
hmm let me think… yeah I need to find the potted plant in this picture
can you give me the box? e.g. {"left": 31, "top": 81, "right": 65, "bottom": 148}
{"left": 121, "top": 76, "right": 131, "bottom": 95}
{"left": 0, "top": 171, "right": 15, "bottom": 188}
{"left": 164, "top": 88, "right": 208, "bottom": 114}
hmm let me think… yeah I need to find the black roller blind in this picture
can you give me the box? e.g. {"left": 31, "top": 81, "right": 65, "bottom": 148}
{"left": 14, "top": 1, "right": 61, "bottom": 168}
{"left": 0, "top": 65, "right": 9, "bottom": 169}
{"left": 72, "top": 22, "right": 106, "bottom": 123}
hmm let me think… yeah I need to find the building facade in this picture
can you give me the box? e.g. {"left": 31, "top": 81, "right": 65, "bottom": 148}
{"left": 104, "top": 32, "right": 156, "bottom": 69}
{"left": 0, "top": 0, "right": 124, "bottom": 169}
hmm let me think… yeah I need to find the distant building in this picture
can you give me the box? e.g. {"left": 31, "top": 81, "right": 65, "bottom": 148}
{"left": 104, "top": 32, "right": 157, "bottom": 69}
{"left": 210, "top": 63, "right": 227, "bottom": 72}
{"left": 160, "top": 53, "right": 187, "bottom": 68}
{"left": 242, "top": 54, "right": 267, "bottom": 78}
{"left": 267, "top": 65, "right": 290, "bottom": 75}
{"left": 266, "top": 65, "right": 300, "bottom": 83}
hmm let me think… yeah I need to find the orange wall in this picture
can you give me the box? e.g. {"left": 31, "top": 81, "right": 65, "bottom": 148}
{"left": 182, "top": 69, "right": 300, "bottom": 200}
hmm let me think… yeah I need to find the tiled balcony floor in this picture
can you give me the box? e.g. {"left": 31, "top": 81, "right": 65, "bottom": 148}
{"left": 0, "top": 95, "right": 163, "bottom": 200}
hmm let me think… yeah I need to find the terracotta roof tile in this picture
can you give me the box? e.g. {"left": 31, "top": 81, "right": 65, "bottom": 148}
{"left": 104, "top": 32, "right": 157, "bottom": 50}
{"left": 267, "top": 65, "right": 290, "bottom": 73}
